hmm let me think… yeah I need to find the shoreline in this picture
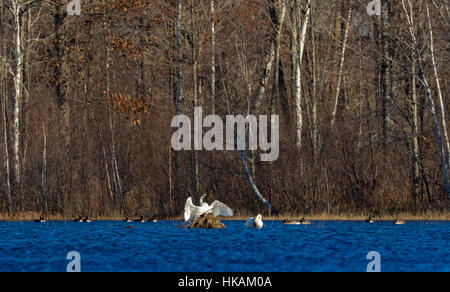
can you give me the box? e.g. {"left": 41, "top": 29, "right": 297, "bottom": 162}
{"left": 1, "top": 213, "right": 449, "bottom": 222}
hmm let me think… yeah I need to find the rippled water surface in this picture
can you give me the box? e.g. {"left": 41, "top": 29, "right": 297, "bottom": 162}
{"left": 0, "top": 220, "right": 448, "bottom": 272}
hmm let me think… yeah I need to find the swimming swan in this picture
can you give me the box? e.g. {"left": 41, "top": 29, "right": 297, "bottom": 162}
{"left": 395, "top": 220, "right": 405, "bottom": 225}
{"left": 184, "top": 194, "right": 234, "bottom": 222}
{"left": 245, "top": 214, "right": 263, "bottom": 229}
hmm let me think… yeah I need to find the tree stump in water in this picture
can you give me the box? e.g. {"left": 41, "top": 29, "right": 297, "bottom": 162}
{"left": 188, "top": 213, "right": 226, "bottom": 229}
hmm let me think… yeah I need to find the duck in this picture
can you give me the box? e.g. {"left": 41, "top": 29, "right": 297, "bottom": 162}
{"left": 365, "top": 216, "right": 375, "bottom": 224}
{"left": 135, "top": 215, "right": 145, "bottom": 223}
{"left": 83, "top": 215, "right": 92, "bottom": 223}
{"left": 34, "top": 216, "right": 46, "bottom": 223}
{"left": 74, "top": 215, "right": 83, "bottom": 222}
{"left": 283, "top": 219, "right": 301, "bottom": 225}
{"left": 149, "top": 215, "right": 158, "bottom": 223}
{"left": 124, "top": 216, "right": 132, "bottom": 223}
{"left": 394, "top": 219, "right": 405, "bottom": 225}
{"left": 300, "top": 218, "right": 311, "bottom": 225}
{"left": 245, "top": 214, "right": 264, "bottom": 229}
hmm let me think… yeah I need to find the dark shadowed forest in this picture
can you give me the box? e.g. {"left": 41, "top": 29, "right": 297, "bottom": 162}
{"left": 0, "top": 0, "right": 449, "bottom": 219}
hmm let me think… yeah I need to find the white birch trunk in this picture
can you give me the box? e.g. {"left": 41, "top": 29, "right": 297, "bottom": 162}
{"left": 1, "top": 0, "right": 11, "bottom": 216}
{"left": 191, "top": 1, "right": 199, "bottom": 197}
{"left": 12, "top": 1, "right": 22, "bottom": 186}
{"left": 173, "top": 0, "right": 184, "bottom": 199}
{"left": 330, "top": 7, "right": 351, "bottom": 127}
{"left": 426, "top": 3, "right": 450, "bottom": 179}
{"left": 293, "top": 0, "right": 311, "bottom": 149}
{"left": 402, "top": 0, "right": 450, "bottom": 197}
{"left": 254, "top": 0, "right": 286, "bottom": 112}
{"left": 103, "top": 18, "right": 123, "bottom": 204}
{"left": 411, "top": 47, "right": 420, "bottom": 202}
{"left": 2, "top": 83, "right": 12, "bottom": 216}
{"left": 270, "top": 1, "right": 286, "bottom": 117}
{"left": 238, "top": 149, "right": 275, "bottom": 214}
{"left": 176, "top": 0, "right": 184, "bottom": 114}
{"left": 41, "top": 124, "right": 48, "bottom": 214}
{"left": 210, "top": 0, "right": 216, "bottom": 115}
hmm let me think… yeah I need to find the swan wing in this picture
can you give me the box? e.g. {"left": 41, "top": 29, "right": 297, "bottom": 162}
{"left": 196, "top": 203, "right": 211, "bottom": 219}
{"left": 209, "top": 201, "right": 234, "bottom": 217}
{"left": 184, "top": 197, "right": 199, "bottom": 222}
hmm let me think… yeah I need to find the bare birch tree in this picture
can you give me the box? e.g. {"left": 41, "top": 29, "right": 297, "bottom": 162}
{"left": 269, "top": 0, "right": 286, "bottom": 117}
{"left": 330, "top": 6, "right": 352, "bottom": 127}
{"left": 210, "top": 0, "right": 216, "bottom": 115}
{"left": 402, "top": 0, "right": 450, "bottom": 197}
{"left": 293, "top": 0, "right": 311, "bottom": 149}
{"left": 426, "top": 3, "right": 450, "bottom": 180}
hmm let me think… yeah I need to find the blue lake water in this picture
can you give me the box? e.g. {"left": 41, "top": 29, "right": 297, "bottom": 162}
{"left": 0, "top": 220, "right": 448, "bottom": 272}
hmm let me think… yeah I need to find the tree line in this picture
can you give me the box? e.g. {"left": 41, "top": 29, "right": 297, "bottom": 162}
{"left": 0, "top": 0, "right": 449, "bottom": 219}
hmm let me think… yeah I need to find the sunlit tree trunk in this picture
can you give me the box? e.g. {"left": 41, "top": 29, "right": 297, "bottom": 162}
{"left": 190, "top": 0, "right": 199, "bottom": 197}
{"left": 293, "top": 0, "right": 311, "bottom": 149}
{"left": 331, "top": 6, "right": 351, "bottom": 127}
{"left": 103, "top": 16, "right": 123, "bottom": 207}
{"left": 402, "top": 0, "right": 450, "bottom": 197}
{"left": 426, "top": 3, "right": 450, "bottom": 181}
{"left": 12, "top": 1, "right": 23, "bottom": 191}
{"left": 41, "top": 124, "right": 48, "bottom": 214}
{"left": 174, "top": 0, "right": 184, "bottom": 200}
{"left": 381, "top": 0, "right": 393, "bottom": 146}
{"left": 210, "top": 0, "right": 216, "bottom": 115}
{"left": 54, "top": 1, "right": 69, "bottom": 140}
{"left": 1, "top": 0, "right": 11, "bottom": 216}
{"left": 269, "top": 0, "right": 286, "bottom": 117}
{"left": 411, "top": 47, "right": 420, "bottom": 204}
{"left": 311, "top": 13, "right": 318, "bottom": 157}
{"left": 253, "top": 0, "right": 282, "bottom": 112}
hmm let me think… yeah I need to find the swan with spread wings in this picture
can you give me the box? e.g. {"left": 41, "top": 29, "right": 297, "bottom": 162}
{"left": 184, "top": 194, "right": 234, "bottom": 222}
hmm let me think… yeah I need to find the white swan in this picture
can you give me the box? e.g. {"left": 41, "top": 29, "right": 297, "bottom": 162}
{"left": 245, "top": 214, "right": 264, "bottom": 229}
{"left": 184, "top": 194, "right": 234, "bottom": 222}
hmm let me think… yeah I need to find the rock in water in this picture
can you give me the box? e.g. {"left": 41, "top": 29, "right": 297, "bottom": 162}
{"left": 188, "top": 213, "right": 226, "bottom": 229}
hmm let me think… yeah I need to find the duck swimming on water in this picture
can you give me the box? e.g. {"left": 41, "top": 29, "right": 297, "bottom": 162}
{"left": 34, "top": 216, "right": 46, "bottom": 223}
{"left": 365, "top": 216, "right": 375, "bottom": 224}
{"left": 74, "top": 215, "right": 83, "bottom": 222}
{"left": 300, "top": 218, "right": 311, "bottom": 225}
{"left": 135, "top": 215, "right": 145, "bottom": 223}
{"left": 83, "top": 215, "right": 92, "bottom": 223}
{"left": 283, "top": 219, "right": 301, "bottom": 225}
{"left": 149, "top": 215, "right": 158, "bottom": 223}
